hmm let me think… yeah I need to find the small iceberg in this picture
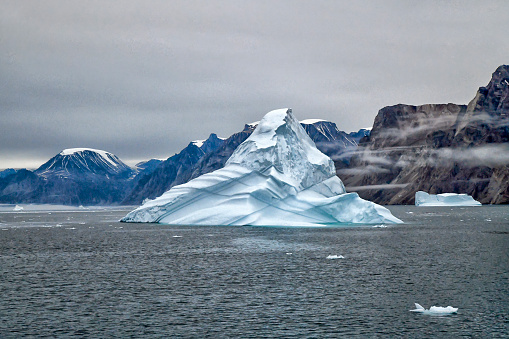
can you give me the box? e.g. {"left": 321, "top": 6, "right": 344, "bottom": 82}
{"left": 415, "top": 191, "right": 481, "bottom": 207}
{"left": 13, "top": 205, "right": 24, "bottom": 211}
{"left": 326, "top": 254, "right": 344, "bottom": 259}
{"left": 410, "top": 303, "right": 458, "bottom": 315}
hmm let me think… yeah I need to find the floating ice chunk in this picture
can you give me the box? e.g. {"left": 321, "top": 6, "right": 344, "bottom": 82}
{"left": 122, "top": 109, "right": 402, "bottom": 226}
{"left": 326, "top": 254, "right": 344, "bottom": 259}
{"left": 410, "top": 303, "right": 458, "bottom": 315}
{"left": 415, "top": 191, "right": 481, "bottom": 207}
{"left": 13, "top": 205, "right": 23, "bottom": 211}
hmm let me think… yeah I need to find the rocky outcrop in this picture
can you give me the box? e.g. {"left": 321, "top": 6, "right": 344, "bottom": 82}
{"left": 341, "top": 65, "right": 509, "bottom": 204}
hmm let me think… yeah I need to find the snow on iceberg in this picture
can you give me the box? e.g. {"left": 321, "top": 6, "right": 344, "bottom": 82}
{"left": 415, "top": 191, "right": 481, "bottom": 207}
{"left": 121, "top": 109, "right": 402, "bottom": 226}
{"left": 410, "top": 303, "right": 458, "bottom": 315}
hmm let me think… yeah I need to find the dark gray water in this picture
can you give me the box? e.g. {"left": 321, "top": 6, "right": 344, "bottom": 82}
{"left": 0, "top": 206, "right": 508, "bottom": 338}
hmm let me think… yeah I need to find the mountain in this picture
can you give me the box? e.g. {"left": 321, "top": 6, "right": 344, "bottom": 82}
{"left": 121, "top": 109, "right": 401, "bottom": 226}
{"left": 35, "top": 148, "right": 134, "bottom": 179}
{"left": 186, "top": 124, "right": 257, "bottom": 181}
{"left": 0, "top": 169, "right": 17, "bottom": 178}
{"left": 300, "top": 119, "right": 358, "bottom": 162}
{"left": 341, "top": 65, "right": 509, "bottom": 204}
{"left": 0, "top": 169, "right": 44, "bottom": 203}
{"left": 122, "top": 133, "right": 225, "bottom": 204}
{"left": 348, "top": 128, "right": 371, "bottom": 143}
{"left": 0, "top": 148, "right": 135, "bottom": 205}
{"left": 135, "top": 159, "right": 164, "bottom": 177}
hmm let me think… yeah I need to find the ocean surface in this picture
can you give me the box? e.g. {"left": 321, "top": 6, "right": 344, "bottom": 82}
{"left": 0, "top": 205, "right": 507, "bottom": 338}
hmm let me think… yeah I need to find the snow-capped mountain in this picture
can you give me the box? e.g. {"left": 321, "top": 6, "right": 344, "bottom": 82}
{"left": 0, "top": 148, "right": 136, "bottom": 205}
{"left": 122, "top": 109, "right": 401, "bottom": 225}
{"left": 35, "top": 148, "right": 134, "bottom": 178}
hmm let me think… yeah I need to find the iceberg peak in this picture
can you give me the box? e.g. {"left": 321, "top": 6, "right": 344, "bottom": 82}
{"left": 226, "top": 108, "right": 335, "bottom": 190}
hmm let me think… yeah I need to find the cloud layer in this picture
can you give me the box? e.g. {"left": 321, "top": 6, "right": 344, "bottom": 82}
{"left": 1, "top": 0, "right": 509, "bottom": 168}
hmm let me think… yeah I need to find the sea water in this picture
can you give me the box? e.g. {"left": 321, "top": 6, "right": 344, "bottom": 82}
{"left": 0, "top": 205, "right": 507, "bottom": 337}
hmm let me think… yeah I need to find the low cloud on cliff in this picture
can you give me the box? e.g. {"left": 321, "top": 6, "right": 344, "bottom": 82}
{"left": 343, "top": 143, "right": 509, "bottom": 176}
{"left": 435, "top": 144, "right": 509, "bottom": 167}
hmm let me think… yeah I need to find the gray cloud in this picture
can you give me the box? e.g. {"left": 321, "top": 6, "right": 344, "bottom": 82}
{"left": 1, "top": 0, "right": 509, "bottom": 169}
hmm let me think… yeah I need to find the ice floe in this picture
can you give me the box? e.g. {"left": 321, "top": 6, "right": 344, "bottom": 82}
{"left": 326, "top": 254, "right": 345, "bottom": 259}
{"left": 410, "top": 303, "right": 458, "bottom": 315}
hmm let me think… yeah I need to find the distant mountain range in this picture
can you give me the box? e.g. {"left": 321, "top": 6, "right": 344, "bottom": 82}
{"left": 1, "top": 65, "right": 507, "bottom": 206}
{"left": 0, "top": 121, "right": 363, "bottom": 205}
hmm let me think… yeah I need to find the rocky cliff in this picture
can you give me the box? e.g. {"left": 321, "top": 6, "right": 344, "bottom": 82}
{"left": 341, "top": 65, "right": 509, "bottom": 204}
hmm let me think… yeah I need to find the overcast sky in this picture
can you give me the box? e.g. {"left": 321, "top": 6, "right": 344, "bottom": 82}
{"left": 1, "top": 0, "right": 508, "bottom": 169}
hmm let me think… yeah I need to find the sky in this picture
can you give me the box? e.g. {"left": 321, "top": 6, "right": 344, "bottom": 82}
{"left": 1, "top": 0, "right": 508, "bottom": 169}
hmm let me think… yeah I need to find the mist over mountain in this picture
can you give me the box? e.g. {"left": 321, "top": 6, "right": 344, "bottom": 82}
{"left": 341, "top": 65, "right": 509, "bottom": 204}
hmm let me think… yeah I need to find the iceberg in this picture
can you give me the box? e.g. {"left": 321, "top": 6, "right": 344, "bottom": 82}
{"left": 410, "top": 303, "right": 458, "bottom": 315}
{"left": 415, "top": 191, "right": 481, "bottom": 206}
{"left": 326, "top": 255, "right": 345, "bottom": 259}
{"left": 121, "top": 109, "right": 402, "bottom": 226}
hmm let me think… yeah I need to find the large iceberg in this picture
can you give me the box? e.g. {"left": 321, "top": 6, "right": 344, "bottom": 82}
{"left": 121, "top": 109, "right": 402, "bottom": 226}
{"left": 415, "top": 191, "right": 481, "bottom": 207}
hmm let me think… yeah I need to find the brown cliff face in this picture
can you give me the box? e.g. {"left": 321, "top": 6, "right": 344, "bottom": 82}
{"left": 341, "top": 65, "right": 509, "bottom": 204}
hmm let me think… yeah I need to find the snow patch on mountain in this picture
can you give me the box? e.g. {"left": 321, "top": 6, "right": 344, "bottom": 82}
{"left": 191, "top": 140, "right": 205, "bottom": 148}
{"left": 300, "top": 118, "right": 327, "bottom": 124}
{"left": 60, "top": 148, "right": 121, "bottom": 168}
